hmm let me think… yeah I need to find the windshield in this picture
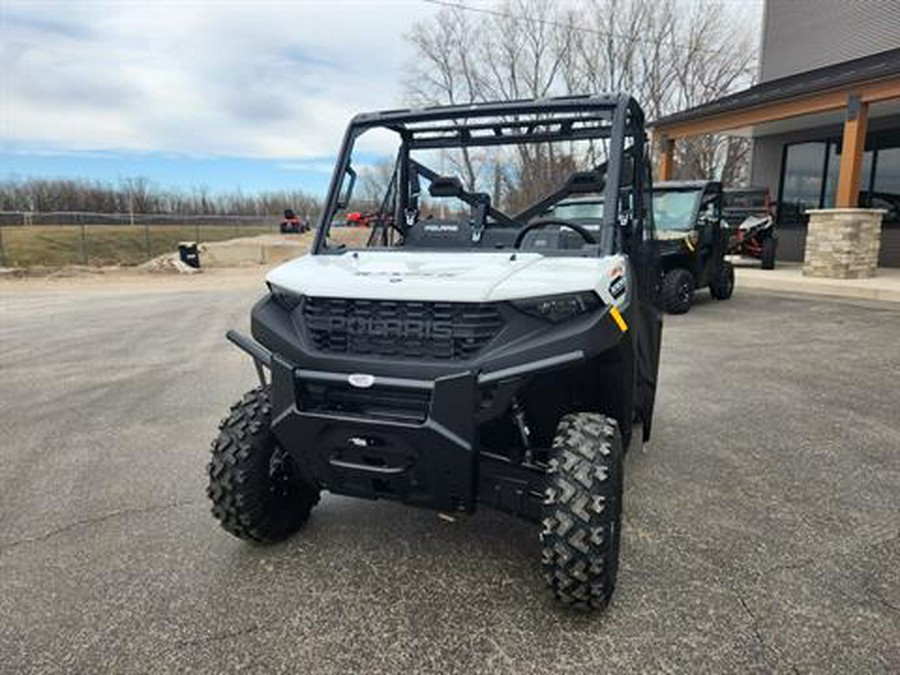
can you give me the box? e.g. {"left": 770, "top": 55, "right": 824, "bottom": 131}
{"left": 723, "top": 190, "right": 767, "bottom": 209}
{"left": 651, "top": 190, "right": 701, "bottom": 232}
{"left": 546, "top": 200, "right": 604, "bottom": 220}
{"left": 317, "top": 101, "right": 648, "bottom": 255}
{"left": 324, "top": 130, "right": 620, "bottom": 253}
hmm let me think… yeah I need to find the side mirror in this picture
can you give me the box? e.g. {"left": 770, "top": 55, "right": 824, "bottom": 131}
{"left": 336, "top": 166, "right": 357, "bottom": 209}
{"left": 567, "top": 171, "right": 604, "bottom": 194}
{"left": 428, "top": 175, "right": 464, "bottom": 198}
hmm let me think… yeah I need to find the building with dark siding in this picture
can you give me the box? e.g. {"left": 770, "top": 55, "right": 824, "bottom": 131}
{"left": 651, "top": 0, "right": 900, "bottom": 267}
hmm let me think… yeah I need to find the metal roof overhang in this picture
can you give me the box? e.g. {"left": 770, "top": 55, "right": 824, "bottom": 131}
{"left": 650, "top": 48, "right": 900, "bottom": 139}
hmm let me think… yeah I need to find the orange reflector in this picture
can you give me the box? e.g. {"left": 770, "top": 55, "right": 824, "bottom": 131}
{"left": 609, "top": 306, "right": 628, "bottom": 332}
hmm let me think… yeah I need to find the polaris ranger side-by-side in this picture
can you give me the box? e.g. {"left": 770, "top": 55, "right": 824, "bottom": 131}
{"left": 208, "top": 95, "right": 663, "bottom": 611}
{"left": 510, "top": 181, "right": 733, "bottom": 315}
{"left": 653, "top": 181, "right": 734, "bottom": 314}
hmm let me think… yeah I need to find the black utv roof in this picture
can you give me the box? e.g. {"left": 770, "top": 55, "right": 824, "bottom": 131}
{"left": 346, "top": 94, "right": 646, "bottom": 149}
{"left": 654, "top": 180, "right": 721, "bottom": 191}
{"left": 723, "top": 185, "right": 769, "bottom": 194}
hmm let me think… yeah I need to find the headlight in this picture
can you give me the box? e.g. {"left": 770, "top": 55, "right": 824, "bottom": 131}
{"left": 267, "top": 282, "right": 303, "bottom": 312}
{"left": 511, "top": 292, "right": 601, "bottom": 323}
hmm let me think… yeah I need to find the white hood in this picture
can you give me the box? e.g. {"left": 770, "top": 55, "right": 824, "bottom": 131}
{"left": 266, "top": 250, "right": 629, "bottom": 305}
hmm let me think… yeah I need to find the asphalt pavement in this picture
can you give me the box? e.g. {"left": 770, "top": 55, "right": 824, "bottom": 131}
{"left": 1, "top": 279, "right": 898, "bottom": 674}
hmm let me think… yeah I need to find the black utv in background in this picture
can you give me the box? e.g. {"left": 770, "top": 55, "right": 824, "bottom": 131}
{"left": 524, "top": 182, "right": 734, "bottom": 315}
{"left": 653, "top": 180, "right": 734, "bottom": 314}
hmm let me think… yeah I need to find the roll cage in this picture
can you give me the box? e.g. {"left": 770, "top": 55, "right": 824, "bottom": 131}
{"left": 312, "top": 94, "right": 652, "bottom": 256}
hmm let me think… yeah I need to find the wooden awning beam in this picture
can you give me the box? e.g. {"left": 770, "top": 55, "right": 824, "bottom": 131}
{"left": 658, "top": 136, "right": 675, "bottom": 181}
{"left": 836, "top": 96, "right": 869, "bottom": 208}
{"left": 654, "top": 76, "right": 900, "bottom": 139}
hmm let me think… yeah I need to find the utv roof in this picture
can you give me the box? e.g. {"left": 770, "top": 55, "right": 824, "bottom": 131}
{"left": 654, "top": 180, "right": 721, "bottom": 191}
{"left": 352, "top": 94, "right": 639, "bottom": 124}
{"left": 346, "top": 94, "right": 646, "bottom": 149}
{"left": 558, "top": 195, "right": 606, "bottom": 203}
{"left": 723, "top": 185, "right": 769, "bottom": 193}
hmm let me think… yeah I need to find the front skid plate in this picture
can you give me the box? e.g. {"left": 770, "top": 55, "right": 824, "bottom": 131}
{"left": 271, "top": 364, "right": 479, "bottom": 513}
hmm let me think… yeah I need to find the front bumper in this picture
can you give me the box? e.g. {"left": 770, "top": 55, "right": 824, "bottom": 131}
{"left": 227, "top": 330, "right": 585, "bottom": 513}
{"left": 227, "top": 292, "right": 630, "bottom": 514}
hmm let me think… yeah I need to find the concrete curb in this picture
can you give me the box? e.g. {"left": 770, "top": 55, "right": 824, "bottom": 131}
{"left": 734, "top": 262, "right": 900, "bottom": 304}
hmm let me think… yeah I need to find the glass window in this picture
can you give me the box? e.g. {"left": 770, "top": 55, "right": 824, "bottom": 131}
{"left": 871, "top": 147, "right": 900, "bottom": 226}
{"left": 723, "top": 189, "right": 768, "bottom": 210}
{"left": 860, "top": 150, "right": 874, "bottom": 203}
{"left": 823, "top": 142, "right": 873, "bottom": 208}
{"left": 651, "top": 189, "right": 702, "bottom": 234}
{"left": 546, "top": 199, "right": 604, "bottom": 220}
{"left": 780, "top": 142, "right": 826, "bottom": 225}
{"left": 822, "top": 141, "right": 841, "bottom": 208}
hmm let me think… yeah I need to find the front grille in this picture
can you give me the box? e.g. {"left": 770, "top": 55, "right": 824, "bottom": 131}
{"left": 298, "top": 381, "right": 430, "bottom": 423}
{"left": 302, "top": 297, "right": 504, "bottom": 360}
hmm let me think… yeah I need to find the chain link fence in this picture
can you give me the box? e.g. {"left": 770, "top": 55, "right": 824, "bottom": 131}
{"left": 0, "top": 211, "right": 295, "bottom": 267}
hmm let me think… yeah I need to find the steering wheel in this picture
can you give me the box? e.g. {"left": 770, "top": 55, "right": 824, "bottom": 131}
{"left": 513, "top": 218, "right": 597, "bottom": 249}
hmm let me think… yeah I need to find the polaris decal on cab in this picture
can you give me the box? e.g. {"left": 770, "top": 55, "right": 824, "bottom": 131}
{"left": 608, "top": 265, "right": 627, "bottom": 299}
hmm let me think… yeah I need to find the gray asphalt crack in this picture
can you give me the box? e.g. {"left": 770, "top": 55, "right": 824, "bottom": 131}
{"left": 863, "top": 529, "right": 900, "bottom": 615}
{"left": 735, "top": 591, "right": 800, "bottom": 674}
{"left": 172, "top": 622, "right": 273, "bottom": 648}
{"left": 0, "top": 499, "right": 201, "bottom": 554}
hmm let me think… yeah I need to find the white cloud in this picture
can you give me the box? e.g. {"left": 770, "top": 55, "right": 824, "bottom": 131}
{"left": 278, "top": 160, "right": 337, "bottom": 173}
{"left": 0, "top": 0, "right": 438, "bottom": 159}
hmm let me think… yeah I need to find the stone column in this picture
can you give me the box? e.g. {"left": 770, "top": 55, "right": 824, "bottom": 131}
{"left": 803, "top": 209, "right": 885, "bottom": 279}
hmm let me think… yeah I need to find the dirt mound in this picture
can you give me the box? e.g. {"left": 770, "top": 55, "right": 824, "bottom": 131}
{"left": 139, "top": 252, "right": 201, "bottom": 274}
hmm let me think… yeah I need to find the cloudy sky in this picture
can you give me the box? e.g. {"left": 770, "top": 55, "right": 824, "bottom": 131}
{"left": 0, "top": 0, "right": 441, "bottom": 194}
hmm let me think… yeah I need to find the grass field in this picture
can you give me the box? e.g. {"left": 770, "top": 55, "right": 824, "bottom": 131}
{"left": 0, "top": 223, "right": 278, "bottom": 267}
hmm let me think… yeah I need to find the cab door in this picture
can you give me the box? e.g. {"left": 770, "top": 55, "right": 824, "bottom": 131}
{"left": 626, "top": 156, "right": 663, "bottom": 442}
{"left": 695, "top": 185, "right": 726, "bottom": 285}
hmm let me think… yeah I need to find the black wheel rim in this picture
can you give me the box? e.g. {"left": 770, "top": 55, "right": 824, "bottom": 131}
{"left": 268, "top": 446, "right": 297, "bottom": 498}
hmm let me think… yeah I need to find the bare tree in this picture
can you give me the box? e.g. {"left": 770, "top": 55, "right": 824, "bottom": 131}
{"left": 358, "top": 158, "right": 396, "bottom": 210}
{"left": 405, "top": 0, "right": 758, "bottom": 185}
{"left": 406, "top": 5, "right": 485, "bottom": 189}
{"left": 0, "top": 177, "right": 322, "bottom": 218}
{"left": 663, "top": 1, "right": 756, "bottom": 180}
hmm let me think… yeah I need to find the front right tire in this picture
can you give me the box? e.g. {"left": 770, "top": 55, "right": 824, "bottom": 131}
{"left": 207, "top": 386, "right": 319, "bottom": 543}
{"left": 660, "top": 268, "right": 694, "bottom": 314}
{"left": 709, "top": 260, "right": 735, "bottom": 300}
{"left": 761, "top": 237, "right": 777, "bottom": 270}
{"left": 541, "top": 413, "right": 624, "bottom": 611}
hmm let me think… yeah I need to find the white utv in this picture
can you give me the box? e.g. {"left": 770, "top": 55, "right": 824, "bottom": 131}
{"left": 209, "top": 95, "right": 664, "bottom": 611}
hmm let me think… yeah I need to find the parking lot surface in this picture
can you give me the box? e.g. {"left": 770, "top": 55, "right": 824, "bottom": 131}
{"left": 1, "top": 279, "right": 898, "bottom": 673}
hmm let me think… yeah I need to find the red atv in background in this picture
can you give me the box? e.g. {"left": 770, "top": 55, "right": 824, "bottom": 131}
{"left": 279, "top": 209, "right": 311, "bottom": 234}
{"left": 723, "top": 187, "right": 778, "bottom": 270}
{"left": 345, "top": 211, "right": 378, "bottom": 227}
